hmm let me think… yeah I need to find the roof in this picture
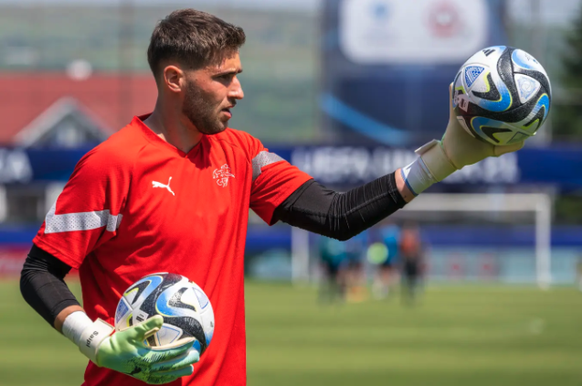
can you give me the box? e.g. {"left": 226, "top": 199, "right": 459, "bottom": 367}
{"left": 0, "top": 72, "right": 158, "bottom": 145}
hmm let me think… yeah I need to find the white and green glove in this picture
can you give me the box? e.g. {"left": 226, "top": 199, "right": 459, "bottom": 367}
{"left": 63, "top": 312, "right": 198, "bottom": 385}
{"left": 401, "top": 84, "right": 524, "bottom": 196}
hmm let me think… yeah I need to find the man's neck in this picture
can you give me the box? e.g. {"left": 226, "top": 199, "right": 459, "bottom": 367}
{"left": 142, "top": 109, "right": 203, "bottom": 154}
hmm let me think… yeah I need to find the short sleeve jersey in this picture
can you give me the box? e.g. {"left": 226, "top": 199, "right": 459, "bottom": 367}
{"left": 33, "top": 115, "right": 312, "bottom": 386}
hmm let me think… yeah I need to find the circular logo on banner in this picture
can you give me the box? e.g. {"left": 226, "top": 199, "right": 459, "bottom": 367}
{"left": 426, "top": 1, "right": 461, "bottom": 37}
{"left": 371, "top": 2, "right": 389, "bottom": 20}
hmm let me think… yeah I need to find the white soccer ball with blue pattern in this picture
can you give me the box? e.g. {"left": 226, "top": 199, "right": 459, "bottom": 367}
{"left": 452, "top": 45, "right": 551, "bottom": 146}
{"left": 115, "top": 272, "right": 214, "bottom": 355}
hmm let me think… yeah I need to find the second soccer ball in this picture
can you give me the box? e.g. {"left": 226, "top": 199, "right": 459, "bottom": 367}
{"left": 114, "top": 272, "right": 215, "bottom": 355}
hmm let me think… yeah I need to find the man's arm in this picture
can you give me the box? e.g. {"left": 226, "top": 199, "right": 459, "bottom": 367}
{"left": 19, "top": 245, "right": 85, "bottom": 333}
{"left": 20, "top": 245, "right": 199, "bottom": 384}
{"left": 273, "top": 171, "right": 410, "bottom": 241}
{"left": 20, "top": 244, "right": 82, "bottom": 330}
{"left": 394, "top": 168, "right": 415, "bottom": 203}
{"left": 54, "top": 305, "right": 85, "bottom": 332}
{"left": 399, "top": 84, "right": 523, "bottom": 196}
{"left": 274, "top": 85, "right": 524, "bottom": 240}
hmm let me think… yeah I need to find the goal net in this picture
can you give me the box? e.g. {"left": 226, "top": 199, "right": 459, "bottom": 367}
{"left": 292, "top": 193, "right": 553, "bottom": 289}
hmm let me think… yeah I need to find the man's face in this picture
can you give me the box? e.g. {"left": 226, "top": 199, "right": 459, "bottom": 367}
{"left": 182, "top": 53, "right": 244, "bottom": 135}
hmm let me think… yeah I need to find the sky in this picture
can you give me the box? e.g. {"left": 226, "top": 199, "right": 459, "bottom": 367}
{"left": 0, "top": 0, "right": 580, "bottom": 25}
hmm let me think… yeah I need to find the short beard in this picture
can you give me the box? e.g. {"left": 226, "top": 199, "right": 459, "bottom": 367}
{"left": 182, "top": 81, "right": 227, "bottom": 135}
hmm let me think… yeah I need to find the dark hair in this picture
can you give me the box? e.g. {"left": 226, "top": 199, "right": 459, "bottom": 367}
{"left": 147, "top": 9, "right": 246, "bottom": 78}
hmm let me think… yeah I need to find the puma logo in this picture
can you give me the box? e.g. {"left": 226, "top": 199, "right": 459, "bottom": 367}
{"left": 152, "top": 177, "right": 175, "bottom": 196}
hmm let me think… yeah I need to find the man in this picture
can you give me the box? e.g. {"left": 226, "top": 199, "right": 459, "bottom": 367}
{"left": 399, "top": 222, "right": 425, "bottom": 304}
{"left": 20, "top": 8, "right": 523, "bottom": 386}
{"left": 318, "top": 235, "right": 349, "bottom": 304}
{"left": 343, "top": 230, "right": 368, "bottom": 302}
{"left": 373, "top": 221, "right": 401, "bottom": 299}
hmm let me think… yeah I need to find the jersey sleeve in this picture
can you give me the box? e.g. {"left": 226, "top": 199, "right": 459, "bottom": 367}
{"left": 32, "top": 147, "right": 131, "bottom": 269}
{"left": 248, "top": 138, "right": 312, "bottom": 225}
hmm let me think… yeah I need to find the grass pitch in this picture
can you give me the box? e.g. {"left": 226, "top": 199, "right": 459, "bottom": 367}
{"left": 1, "top": 280, "right": 581, "bottom": 386}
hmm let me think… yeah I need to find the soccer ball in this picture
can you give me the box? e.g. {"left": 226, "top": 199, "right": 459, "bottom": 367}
{"left": 115, "top": 272, "right": 214, "bottom": 355}
{"left": 452, "top": 45, "right": 551, "bottom": 146}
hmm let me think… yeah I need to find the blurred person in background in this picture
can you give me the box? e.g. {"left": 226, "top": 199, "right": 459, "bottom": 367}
{"left": 371, "top": 221, "right": 401, "bottom": 299}
{"left": 318, "top": 236, "right": 348, "bottom": 303}
{"left": 399, "top": 222, "right": 426, "bottom": 304}
{"left": 18, "top": 6, "right": 526, "bottom": 386}
{"left": 344, "top": 231, "right": 368, "bottom": 303}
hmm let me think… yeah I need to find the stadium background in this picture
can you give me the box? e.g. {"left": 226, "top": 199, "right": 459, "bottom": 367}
{"left": 0, "top": 0, "right": 581, "bottom": 385}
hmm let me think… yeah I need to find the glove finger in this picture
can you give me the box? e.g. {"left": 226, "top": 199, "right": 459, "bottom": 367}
{"left": 129, "top": 315, "right": 164, "bottom": 341}
{"left": 448, "top": 82, "right": 454, "bottom": 112}
{"left": 146, "top": 338, "right": 195, "bottom": 362}
{"left": 150, "top": 348, "right": 200, "bottom": 373}
{"left": 493, "top": 140, "right": 524, "bottom": 156}
{"left": 144, "top": 365, "right": 194, "bottom": 385}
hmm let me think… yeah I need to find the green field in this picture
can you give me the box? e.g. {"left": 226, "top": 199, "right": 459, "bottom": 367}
{"left": 1, "top": 280, "right": 582, "bottom": 386}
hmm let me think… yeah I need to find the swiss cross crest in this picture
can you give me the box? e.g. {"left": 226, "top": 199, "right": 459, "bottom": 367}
{"left": 213, "top": 164, "right": 235, "bottom": 187}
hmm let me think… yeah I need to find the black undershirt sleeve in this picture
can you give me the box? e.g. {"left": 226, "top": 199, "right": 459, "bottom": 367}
{"left": 273, "top": 172, "right": 407, "bottom": 241}
{"left": 20, "top": 244, "right": 80, "bottom": 327}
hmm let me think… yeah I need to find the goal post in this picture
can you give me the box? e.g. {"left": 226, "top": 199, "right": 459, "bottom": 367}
{"left": 291, "top": 193, "right": 552, "bottom": 289}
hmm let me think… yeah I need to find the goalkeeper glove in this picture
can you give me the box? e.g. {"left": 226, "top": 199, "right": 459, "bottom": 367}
{"left": 63, "top": 312, "right": 199, "bottom": 385}
{"left": 401, "top": 83, "right": 524, "bottom": 195}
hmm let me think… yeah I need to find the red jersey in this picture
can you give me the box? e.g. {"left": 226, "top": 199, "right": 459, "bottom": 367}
{"left": 33, "top": 115, "right": 312, "bottom": 386}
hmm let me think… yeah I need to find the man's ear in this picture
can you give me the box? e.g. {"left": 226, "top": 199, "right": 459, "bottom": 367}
{"left": 162, "top": 65, "right": 184, "bottom": 93}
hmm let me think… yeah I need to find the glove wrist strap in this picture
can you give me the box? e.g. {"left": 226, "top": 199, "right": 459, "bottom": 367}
{"left": 417, "top": 139, "right": 457, "bottom": 181}
{"left": 401, "top": 157, "right": 435, "bottom": 196}
{"left": 63, "top": 312, "right": 114, "bottom": 364}
{"left": 79, "top": 319, "right": 114, "bottom": 364}
{"left": 401, "top": 139, "right": 458, "bottom": 195}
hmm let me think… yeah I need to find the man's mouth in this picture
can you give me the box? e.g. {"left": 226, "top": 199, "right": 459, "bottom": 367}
{"left": 222, "top": 104, "right": 235, "bottom": 118}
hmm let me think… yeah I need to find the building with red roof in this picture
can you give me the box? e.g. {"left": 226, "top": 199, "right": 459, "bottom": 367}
{"left": 0, "top": 71, "right": 157, "bottom": 147}
{"left": 0, "top": 71, "right": 159, "bottom": 228}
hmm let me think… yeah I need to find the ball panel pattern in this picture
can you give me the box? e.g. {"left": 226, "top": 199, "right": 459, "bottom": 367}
{"left": 452, "top": 45, "right": 551, "bottom": 145}
{"left": 114, "top": 272, "right": 215, "bottom": 355}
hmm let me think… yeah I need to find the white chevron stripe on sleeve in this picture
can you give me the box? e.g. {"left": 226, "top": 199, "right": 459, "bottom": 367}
{"left": 44, "top": 202, "right": 123, "bottom": 234}
{"left": 252, "top": 151, "right": 284, "bottom": 181}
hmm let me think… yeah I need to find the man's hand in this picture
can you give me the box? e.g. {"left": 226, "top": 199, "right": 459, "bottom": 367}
{"left": 80, "top": 315, "right": 199, "bottom": 385}
{"left": 401, "top": 84, "right": 524, "bottom": 196}
{"left": 418, "top": 83, "right": 524, "bottom": 181}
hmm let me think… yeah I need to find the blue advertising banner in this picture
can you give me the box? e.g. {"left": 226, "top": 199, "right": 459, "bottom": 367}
{"left": 321, "top": 0, "right": 509, "bottom": 146}
{"left": 0, "top": 144, "right": 580, "bottom": 190}
{"left": 288, "top": 145, "right": 582, "bottom": 191}
{"left": 0, "top": 147, "right": 89, "bottom": 183}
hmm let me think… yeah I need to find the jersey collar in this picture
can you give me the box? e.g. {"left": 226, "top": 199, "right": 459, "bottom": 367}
{"left": 132, "top": 114, "right": 204, "bottom": 158}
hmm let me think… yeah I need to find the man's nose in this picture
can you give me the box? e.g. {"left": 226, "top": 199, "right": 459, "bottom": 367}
{"left": 229, "top": 76, "right": 244, "bottom": 100}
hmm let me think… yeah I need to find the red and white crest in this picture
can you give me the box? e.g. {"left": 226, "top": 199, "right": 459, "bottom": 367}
{"left": 213, "top": 164, "right": 235, "bottom": 187}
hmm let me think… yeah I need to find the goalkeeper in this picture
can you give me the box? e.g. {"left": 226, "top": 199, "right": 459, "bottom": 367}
{"left": 20, "top": 8, "right": 524, "bottom": 386}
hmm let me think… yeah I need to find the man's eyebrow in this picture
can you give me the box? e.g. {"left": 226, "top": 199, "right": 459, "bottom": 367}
{"left": 213, "top": 68, "right": 243, "bottom": 76}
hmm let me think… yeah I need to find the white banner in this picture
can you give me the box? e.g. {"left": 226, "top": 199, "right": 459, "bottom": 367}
{"left": 340, "top": 0, "right": 488, "bottom": 64}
